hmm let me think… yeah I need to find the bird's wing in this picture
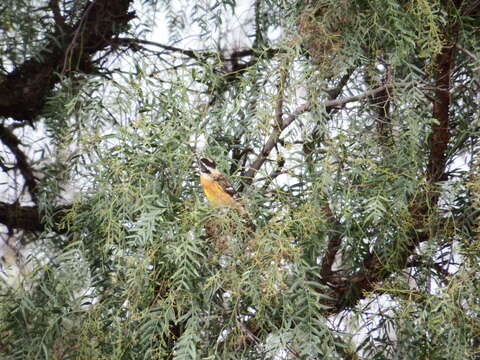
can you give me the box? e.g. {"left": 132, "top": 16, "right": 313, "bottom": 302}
{"left": 214, "top": 173, "right": 240, "bottom": 200}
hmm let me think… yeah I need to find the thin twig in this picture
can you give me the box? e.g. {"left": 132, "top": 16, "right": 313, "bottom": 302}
{"left": 61, "top": 2, "right": 95, "bottom": 77}
{"left": 116, "top": 37, "right": 212, "bottom": 60}
{"left": 304, "top": 67, "right": 356, "bottom": 154}
{"left": 116, "top": 38, "right": 281, "bottom": 63}
{"left": 243, "top": 81, "right": 414, "bottom": 183}
{"left": 275, "top": 61, "right": 288, "bottom": 129}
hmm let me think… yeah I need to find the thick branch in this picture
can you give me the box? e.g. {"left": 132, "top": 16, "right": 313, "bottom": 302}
{"left": 0, "top": 125, "right": 38, "bottom": 201}
{"left": 427, "top": 44, "right": 455, "bottom": 183}
{"left": 319, "top": 206, "right": 343, "bottom": 282}
{"left": 327, "top": 23, "right": 458, "bottom": 313}
{"left": 0, "top": 201, "right": 69, "bottom": 235}
{"left": 0, "top": 202, "right": 43, "bottom": 232}
{"left": 49, "top": 0, "right": 67, "bottom": 30}
{"left": 0, "top": 0, "right": 135, "bottom": 122}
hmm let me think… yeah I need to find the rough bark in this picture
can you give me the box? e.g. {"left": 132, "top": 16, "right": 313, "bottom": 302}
{"left": 0, "top": 0, "right": 134, "bottom": 122}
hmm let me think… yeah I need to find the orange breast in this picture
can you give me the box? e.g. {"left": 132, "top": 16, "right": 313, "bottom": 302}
{"left": 200, "top": 176, "right": 236, "bottom": 207}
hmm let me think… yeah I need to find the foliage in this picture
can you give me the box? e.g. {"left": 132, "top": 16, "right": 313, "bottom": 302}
{"left": 0, "top": 0, "right": 479, "bottom": 359}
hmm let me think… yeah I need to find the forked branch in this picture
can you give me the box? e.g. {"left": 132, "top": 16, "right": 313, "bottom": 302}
{"left": 243, "top": 81, "right": 413, "bottom": 184}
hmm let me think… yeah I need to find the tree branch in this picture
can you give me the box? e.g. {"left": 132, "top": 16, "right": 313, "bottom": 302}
{"left": 0, "top": 0, "right": 135, "bottom": 122}
{"left": 274, "top": 61, "right": 288, "bottom": 130}
{"left": 325, "top": 14, "right": 459, "bottom": 313}
{"left": 115, "top": 37, "right": 281, "bottom": 65}
{"left": 49, "top": 0, "right": 67, "bottom": 31}
{"left": 364, "top": 64, "right": 392, "bottom": 141}
{"left": 243, "top": 81, "right": 413, "bottom": 183}
{"left": 116, "top": 37, "right": 214, "bottom": 60}
{"left": 0, "top": 201, "right": 69, "bottom": 235}
{"left": 427, "top": 43, "right": 455, "bottom": 184}
{"left": 0, "top": 201, "right": 43, "bottom": 232}
{"left": 304, "top": 67, "right": 355, "bottom": 154}
{"left": 0, "top": 124, "right": 38, "bottom": 202}
{"left": 319, "top": 205, "right": 343, "bottom": 284}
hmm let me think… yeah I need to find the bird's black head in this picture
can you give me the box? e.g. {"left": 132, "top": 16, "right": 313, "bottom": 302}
{"left": 199, "top": 157, "right": 216, "bottom": 174}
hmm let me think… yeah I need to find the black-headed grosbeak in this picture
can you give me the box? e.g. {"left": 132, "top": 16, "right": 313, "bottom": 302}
{"left": 198, "top": 157, "right": 245, "bottom": 214}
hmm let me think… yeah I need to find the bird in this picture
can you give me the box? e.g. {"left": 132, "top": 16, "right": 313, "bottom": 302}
{"left": 198, "top": 157, "right": 245, "bottom": 214}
